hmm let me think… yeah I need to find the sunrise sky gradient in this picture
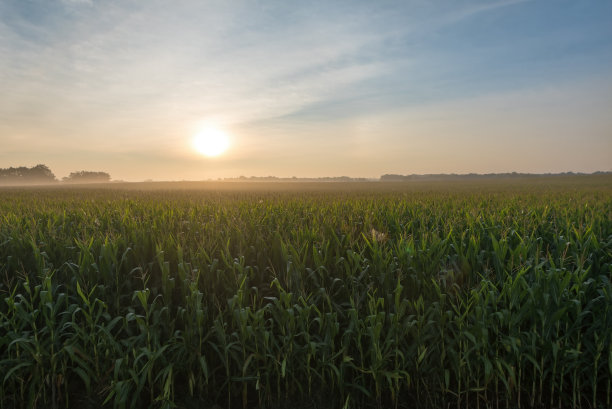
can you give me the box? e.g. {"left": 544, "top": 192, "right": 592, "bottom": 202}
{"left": 1, "top": 0, "right": 611, "bottom": 181}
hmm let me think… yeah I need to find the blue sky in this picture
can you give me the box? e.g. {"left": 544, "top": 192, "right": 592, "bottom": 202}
{"left": 1, "top": 0, "right": 611, "bottom": 180}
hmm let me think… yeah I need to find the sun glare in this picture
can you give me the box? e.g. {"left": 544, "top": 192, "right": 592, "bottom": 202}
{"left": 192, "top": 127, "right": 230, "bottom": 157}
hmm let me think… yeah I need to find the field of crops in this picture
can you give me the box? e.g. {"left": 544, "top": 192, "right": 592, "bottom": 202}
{"left": 1, "top": 176, "right": 611, "bottom": 409}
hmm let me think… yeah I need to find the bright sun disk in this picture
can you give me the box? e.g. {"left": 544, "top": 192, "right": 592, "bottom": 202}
{"left": 192, "top": 127, "right": 230, "bottom": 157}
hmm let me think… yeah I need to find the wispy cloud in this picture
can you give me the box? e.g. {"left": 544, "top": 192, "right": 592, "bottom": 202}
{"left": 1, "top": 1, "right": 389, "bottom": 148}
{"left": 0, "top": 0, "right": 610, "bottom": 179}
{"left": 449, "top": 0, "right": 530, "bottom": 22}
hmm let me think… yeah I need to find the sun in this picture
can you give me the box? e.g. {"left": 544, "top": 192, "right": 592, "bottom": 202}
{"left": 192, "top": 127, "right": 230, "bottom": 157}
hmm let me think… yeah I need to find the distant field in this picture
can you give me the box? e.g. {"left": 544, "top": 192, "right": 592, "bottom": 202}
{"left": 1, "top": 176, "right": 611, "bottom": 409}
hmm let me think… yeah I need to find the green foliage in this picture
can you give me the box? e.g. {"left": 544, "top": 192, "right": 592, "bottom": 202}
{"left": 0, "top": 178, "right": 611, "bottom": 408}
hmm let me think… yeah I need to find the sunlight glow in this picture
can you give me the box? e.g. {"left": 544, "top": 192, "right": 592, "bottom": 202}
{"left": 192, "top": 127, "right": 230, "bottom": 157}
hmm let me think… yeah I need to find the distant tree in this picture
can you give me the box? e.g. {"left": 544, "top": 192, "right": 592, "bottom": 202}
{"left": 380, "top": 174, "right": 407, "bottom": 181}
{"left": 62, "top": 171, "right": 111, "bottom": 183}
{"left": 0, "top": 164, "right": 57, "bottom": 185}
{"left": 29, "top": 164, "right": 56, "bottom": 181}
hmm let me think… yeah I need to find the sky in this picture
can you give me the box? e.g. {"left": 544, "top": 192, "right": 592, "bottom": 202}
{"left": 1, "top": 0, "right": 611, "bottom": 181}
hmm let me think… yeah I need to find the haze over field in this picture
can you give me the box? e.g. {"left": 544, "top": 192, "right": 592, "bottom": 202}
{"left": 1, "top": 0, "right": 611, "bottom": 181}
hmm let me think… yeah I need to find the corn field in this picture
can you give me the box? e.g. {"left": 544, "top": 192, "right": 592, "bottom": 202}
{"left": 1, "top": 178, "right": 611, "bottom": 409}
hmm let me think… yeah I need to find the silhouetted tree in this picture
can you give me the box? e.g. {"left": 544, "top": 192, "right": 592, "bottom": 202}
{"left": 0, "top": 164, "right": 56, "bottom": 184}
{"left": 62, "top": 171, "right": 111, "bottom": 183}
{"left": 29, "top": 164, "right": 56, "bottom": 180}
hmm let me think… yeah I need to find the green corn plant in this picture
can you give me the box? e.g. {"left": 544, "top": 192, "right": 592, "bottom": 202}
{"left": 1, "top": 178, "right": 611, "bottom": 408}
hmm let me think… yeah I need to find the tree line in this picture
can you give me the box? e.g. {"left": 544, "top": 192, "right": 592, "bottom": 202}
{"left": 380, "top": 171, "right": 611, "bottom": 181}
{"left": 0, "top": 164, "right": 110, "bottom": 185}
